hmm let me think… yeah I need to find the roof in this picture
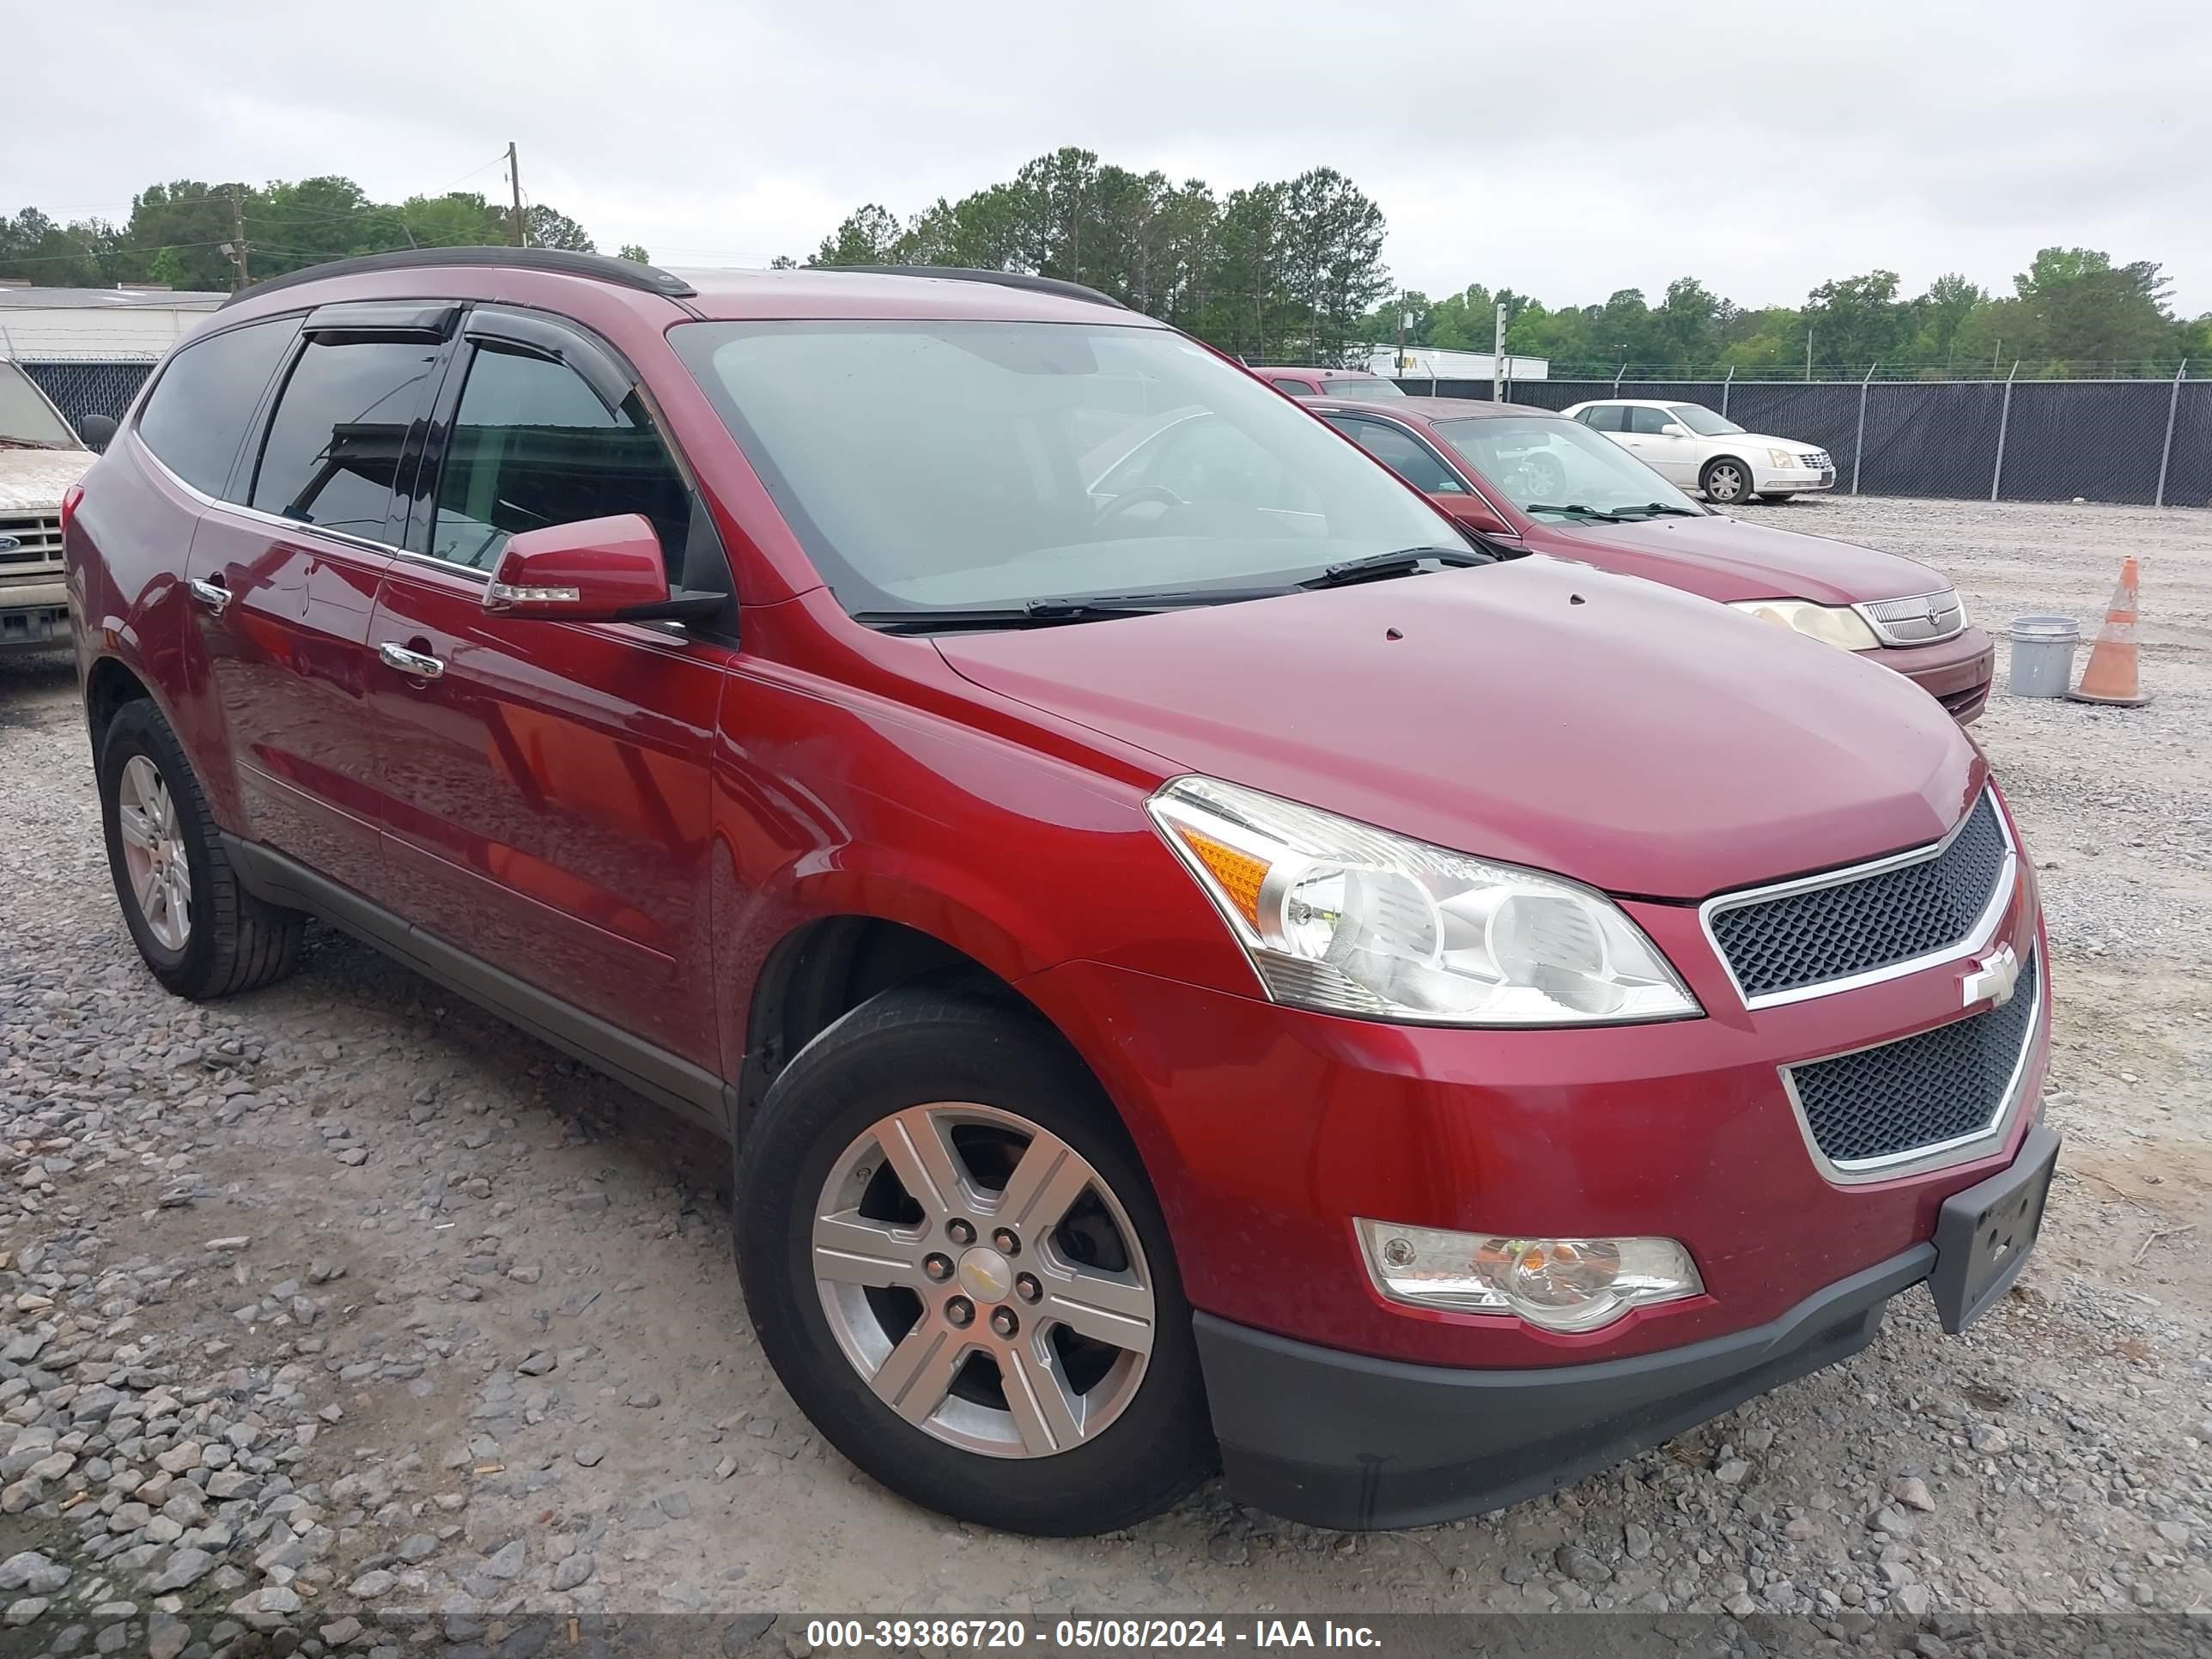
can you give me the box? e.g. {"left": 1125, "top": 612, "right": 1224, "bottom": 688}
{"left": 1313, "top": 395, "right": 1564, "bottom": 421}
{"left": 0, "top": 285, "right": 225, "bottom": 311}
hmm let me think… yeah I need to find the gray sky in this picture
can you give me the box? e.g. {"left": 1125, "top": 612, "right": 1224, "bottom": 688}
{"left": 13, "top": 0, "right": 2210, "bottom": 313}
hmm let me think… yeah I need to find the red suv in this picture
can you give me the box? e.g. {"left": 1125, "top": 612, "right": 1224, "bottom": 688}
{"left": 1307, "top": 396, "right": 1996, "bottom": 721}
{"left": 64, "top": 250, "right": 2055, "bottom": 1535}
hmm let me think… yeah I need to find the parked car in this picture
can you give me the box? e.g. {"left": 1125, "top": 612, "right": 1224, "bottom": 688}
{"left": 1310, "top": 396, "right": 1994, "bottom": 721}
{"left": 1561, "top": 397, "right": 1833, "bottom": 503}
{"left": 1253, "top": 364, "right": 1407, "bottom": 401}
{"left": 66, "top": 250, "right": 2053, "bottom": 1536}
{"left": 1, "top": 360, "right": 100, "bottom": 651}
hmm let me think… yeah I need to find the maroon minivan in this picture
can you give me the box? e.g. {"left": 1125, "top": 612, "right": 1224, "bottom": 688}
{"left": 64, "top": 250, "right": 2054, "bottom": 1534}
{"left": 1306, "top": 395, "right": 1996, "bottom": 722}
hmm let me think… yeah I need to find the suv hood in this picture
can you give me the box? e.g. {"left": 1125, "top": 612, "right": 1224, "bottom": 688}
{"left": 935, "top": 557, "right": 1980, "bottom": 900}
{"left": 1534, "top": 514, "right": 1947, "bottom": 606}
{"left": 0, "top": 447, "right": 95, "bottom": 515}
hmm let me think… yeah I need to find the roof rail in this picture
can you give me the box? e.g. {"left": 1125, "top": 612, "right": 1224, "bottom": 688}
{"left": 825, "top": 265, "right": 1127, "bottom": 311}
{"left": 218, "top": 246, "right": 698, "bottom": 310}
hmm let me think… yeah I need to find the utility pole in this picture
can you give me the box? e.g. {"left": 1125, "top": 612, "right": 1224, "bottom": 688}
{"left": 224, "top": 188, "right": 250, "bottom": 291}
{"left": 1492, "top": 301, "right": 1507, "bottom": 402}
{"left": 1396, "top": 292, "right": 1407, "bottom": 374}
{"left": 1805, "top": 329, "right": 1813, "bottom": 383}
{"left": 507, "top": 142, "right": 526, "bottom": 247}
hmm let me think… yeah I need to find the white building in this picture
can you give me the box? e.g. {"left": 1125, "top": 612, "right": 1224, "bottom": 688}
{"left": 1365, "top": 346, "right": 1549, "bottom": 383}
{"left": 0, "top": 284, "right": 226, "bottom": 360}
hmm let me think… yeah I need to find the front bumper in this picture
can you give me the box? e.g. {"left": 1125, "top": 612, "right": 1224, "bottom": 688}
{"left": 1866, "top": 625, "right": 1996, "bottom": 724}
{"left": 1753, "top": 465, "right": 1834, "bottom": 494}
{"left": 1195, "top": 1126, "right": 2056, "bottom": 1528}
{"left": 0, "top": 580, "right": 70, "bottom": 648}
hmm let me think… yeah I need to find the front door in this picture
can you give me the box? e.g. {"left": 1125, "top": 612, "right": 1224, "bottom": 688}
{"left": 1621, "top": 404, "right": 1699, "bottom": 485}
{"left": 185, "top": 313, "right": 448, "bottom": 878}
{"left": 362, "top": 321, "right": 731, "bottom": 1070}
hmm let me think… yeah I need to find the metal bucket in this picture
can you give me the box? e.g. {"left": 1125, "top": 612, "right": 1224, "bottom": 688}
{"left": 2008, "top": 616, "right": 2081, "bottom": 698}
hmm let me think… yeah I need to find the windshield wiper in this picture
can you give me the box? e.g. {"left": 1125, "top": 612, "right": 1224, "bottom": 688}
{"left": 1298, "top": 546, "right": 1492, "bottom": 590}
{"left": 1522, "top": 503, "right": 1629, "bottom": 523}
{"left": 852, "top": 598, "right": 1170, "bottom": 635}
{"left": 1605, "top": 501, "right": 1705, "bottom": 520}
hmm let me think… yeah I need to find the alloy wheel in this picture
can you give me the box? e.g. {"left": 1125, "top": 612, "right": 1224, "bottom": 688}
{"left": 811, "top": 1102, "right": 1155, "bottom": 1458}
{"left": 1707, "top": 462, "right": 1747, "bottom": 502}
{"left": 117, "top": 755, "right": 191, "bottom": 951}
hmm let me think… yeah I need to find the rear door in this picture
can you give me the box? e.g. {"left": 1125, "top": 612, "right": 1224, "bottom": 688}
{"left": 183, "top": 304, "right": 453, "bottom": 878}
{"left": 362, "top": 307, "right": 732, "bottom": 1072}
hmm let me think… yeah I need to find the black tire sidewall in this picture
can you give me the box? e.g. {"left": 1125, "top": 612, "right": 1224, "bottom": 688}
{"left": 99, "top": 703, "right": 215, "bottom": 991}
{"left": 734, "top": 991, "right": 1214, "bottom": 1534}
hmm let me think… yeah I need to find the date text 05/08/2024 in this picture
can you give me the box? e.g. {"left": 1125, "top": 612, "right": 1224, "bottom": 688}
{"left": 804, "top": 1620, "right": 1383, "bottom": 1650}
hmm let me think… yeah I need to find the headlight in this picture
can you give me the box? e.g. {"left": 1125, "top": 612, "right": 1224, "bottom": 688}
{"left": 1729, "top": 598, "right": 1881, "bottom": 651}
{"left": 1356, "top": 1220, "right": 1704, "bottom": 1331}
{"left": 1148, "top": 776, "right": 1699, "bottom": 1026}
{"left": 1765, "top": 447, "right": 1798, "bottom": 469}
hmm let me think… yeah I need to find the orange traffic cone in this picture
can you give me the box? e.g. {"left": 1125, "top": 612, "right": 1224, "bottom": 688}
{"left": 2069, "top": 556, "right": 2150, "bottom": 707}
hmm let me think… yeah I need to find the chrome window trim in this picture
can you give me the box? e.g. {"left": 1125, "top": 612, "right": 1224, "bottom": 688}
{"left": 1779, "top": 941, "right": 2043, "bottom": 1186}
{"left": 138, "top": 442, "right": 404, "bottom": 559}
{"left": 1698, "top": 789, "right": 2017, "bottom": 1010}
{"left": 1853, "top": 588, "right": 1966, "bottom": 647}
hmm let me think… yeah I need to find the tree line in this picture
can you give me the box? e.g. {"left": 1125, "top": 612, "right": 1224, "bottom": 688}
{"left": 6, "top": 157, "right": 2207, "bottom": 379}
{"left": 0, "top": 177, "right": 651, "bottom": 295}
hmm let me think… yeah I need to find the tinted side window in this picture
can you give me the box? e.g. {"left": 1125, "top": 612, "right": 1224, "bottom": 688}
{"left": 1582, "top": 404, "right": 1626, "bottom": 432}
{"left": 1271, "top": 378, "right": 1318, "bottom": 398}
{"left": 251, "top": 337, "right": 438, "bottom": 539}
{"left": 1628, "top": 406, "right": 1675, "bottom": 434}
{"left": 1328, "top": 418, "right": 1465, "bottom": 494}
{"left": 135, "top": 319, "right": 300, "bottom": 497}
{"left": 428, "top": 347, "right": 692, "bottom": 574}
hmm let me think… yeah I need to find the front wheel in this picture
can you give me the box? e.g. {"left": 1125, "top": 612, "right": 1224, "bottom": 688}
{"left": 734, "top": 983, "right": 1214, "bottom": 1534}
{"left": 1700, "top": 456, "right": 1753, "bottom": 505}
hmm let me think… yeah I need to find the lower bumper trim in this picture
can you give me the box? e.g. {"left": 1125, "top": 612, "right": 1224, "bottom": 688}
{"left": 1194, "top": 1245, "right": 1936, "bottom": 1530}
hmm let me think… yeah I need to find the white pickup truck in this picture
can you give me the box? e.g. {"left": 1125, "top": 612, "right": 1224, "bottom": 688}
{"left": 1, "top": 362, "right": 98, "bottom": 651}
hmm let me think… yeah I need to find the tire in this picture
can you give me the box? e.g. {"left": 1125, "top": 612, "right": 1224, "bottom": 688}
{"left": 1700, "top": 456, "right": 1753, "bottom": 505}
{"left": 98, "top": 699, "right": 305, "bottom": 1000}
{"left": 734, "top": 981, "right": 1215, "bottom": 1534}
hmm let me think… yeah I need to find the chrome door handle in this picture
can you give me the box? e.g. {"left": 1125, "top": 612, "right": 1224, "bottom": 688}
{"left": 186, "top": 577, "right": 231, "bottom": 616}
{"left": 377, "top": 642, "right": 445, "bottom": 680}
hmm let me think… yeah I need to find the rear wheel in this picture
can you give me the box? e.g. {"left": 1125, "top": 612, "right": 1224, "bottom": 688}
{"left": 1700, "top": 456, "right": 1753, "bottom": 505}
{"left": 99, "top": 700, "right": 304, "bottom": 999}
{"left": 734, "top": 982, "right": 1214, "bottom": 1534}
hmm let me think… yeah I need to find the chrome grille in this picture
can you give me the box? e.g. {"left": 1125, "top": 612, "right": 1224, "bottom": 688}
{"left": 0, "top": 514, "right": 64, "bottom": 571}
{"left": 1798, "top": 450, "right": 1832, "bottom": 470}
{"left": 1706, "top": 792, "right": 2010, "bottom": 1005}
{"left": 1786, "top": 948, "right": 2038, "bottom": 1172}
{"left": 1861, "top": 587, "right": 1966, "bottom": 645}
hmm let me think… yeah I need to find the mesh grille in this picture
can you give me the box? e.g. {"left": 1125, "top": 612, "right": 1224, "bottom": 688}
{"left": 1711, "top": 793, "right": 2007, "bottom": 1000}
{"left": 1790, "top": 951, "right": 2037, "bottom": 1166}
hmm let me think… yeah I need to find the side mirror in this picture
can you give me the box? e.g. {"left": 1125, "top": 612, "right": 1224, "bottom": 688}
{"left": 485, "top": 514, "right": 722, "bottom": 623}
{"left": 1660, "top": 422, "right": 1690, "bottom": 438}
{"left": 78, "top": 414, "right": 118, "bottom": 453}
{"left": 1437, "top": 494, "right": 1513, "bottom": 538}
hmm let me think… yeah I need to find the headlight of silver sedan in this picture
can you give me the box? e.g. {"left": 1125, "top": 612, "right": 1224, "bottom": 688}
{"left": 1148, "top": 776, "right": 1699, "bottom": 1027}
{"left": 1729, "top": 598, "right": 1882, "bottom": 652}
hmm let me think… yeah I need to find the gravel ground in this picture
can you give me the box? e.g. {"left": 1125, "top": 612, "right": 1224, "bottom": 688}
{"left": 2, "top": 495, "right": 2209, "bottom": 1655}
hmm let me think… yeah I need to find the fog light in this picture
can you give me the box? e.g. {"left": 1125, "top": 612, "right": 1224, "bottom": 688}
{"left": 1355, "top": 1219, "right": 1703, "bottom": 1332}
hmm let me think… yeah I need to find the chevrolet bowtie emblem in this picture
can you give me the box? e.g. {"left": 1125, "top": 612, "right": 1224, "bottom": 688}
{"left": 1963, "top": 943, "right": 2021, "bottom": 1009}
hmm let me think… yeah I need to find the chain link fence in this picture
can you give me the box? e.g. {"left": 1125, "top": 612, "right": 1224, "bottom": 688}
{"left": 1416, "top": 374, "right": 2210, "bottom": 508}
{"left": 14, "top": 357, "right": 159, "bottom": 437}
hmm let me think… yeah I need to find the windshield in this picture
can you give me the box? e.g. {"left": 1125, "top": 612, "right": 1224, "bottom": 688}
{"left": 673, "top": 320, "right": 1455, "bottom": 614}
{"left": 1317, "top": 376, "right": 1405, "bottom": 399}
{"left": 1432, "top": 415, "right": 1705, "bottom": 520}
{"left": 0, "top": 363, "right": 83, "bottom": 448}
{"left": 1669, "top": 404, "right": 1744, "bottom": 437}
